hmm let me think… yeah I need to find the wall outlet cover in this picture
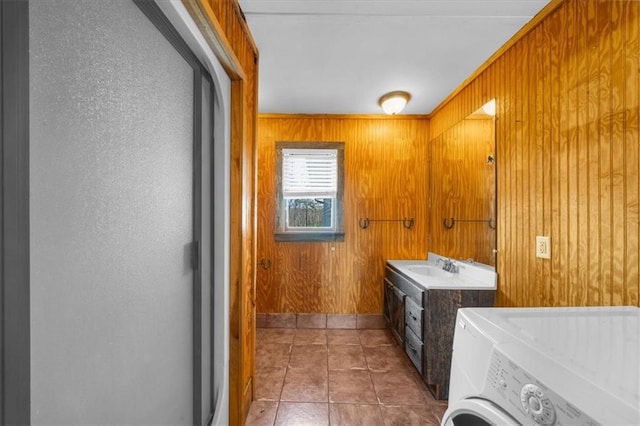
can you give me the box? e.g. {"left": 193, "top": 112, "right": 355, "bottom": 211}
{"left": 536, "top": 236, "right": 551, "bottom": 259}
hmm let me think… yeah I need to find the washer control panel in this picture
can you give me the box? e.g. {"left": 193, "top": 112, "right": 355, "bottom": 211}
{"left": 484, "top": 349, "right": 600, "bottom": 426}
{"left": 520, "top": 383, "right": 555, "bottom": 425}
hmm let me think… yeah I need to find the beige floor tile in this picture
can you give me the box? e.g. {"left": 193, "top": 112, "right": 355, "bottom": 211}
{"left": 289, "top": 344, "right": 328, "bottom": 369}
{"left": 328, "top": 369, "right": 377, "bottom": 404}
{"left": 274, "top": 402, "right": 329, "bottom": 426}
{"left": 356, "top": 314, "right": 386, "bottom": 329}
{"left": 256, "top": 342, "right": 292, "bottom": 369}
{"left": 363, "top": 344, "right": 411, "bottom": 371}
{"left": 293, "top": 328, "right": 328, "bottom": 345}
{"left": 327, "top": 329, "right": 360, "bottom": 345}
{"left": 280, "top": 368, "right": 328, "bottom": 402}
{"left": 246, "top": 400, "right": 279, "bottom": 426}
{"left": 379, "top": 405, "right": 439, "bottom": 425}
{"left": 358, "top": 329, "right": 395, "bottom": 346}
{"left": 257, "top": 328, "right": 296, "bottom": 345}
{"left": 370, "top": 370, "right": 428, "bottom": 405}
{"left": 255, "top": 367, "right": 286, "bottom": 401}
{"left": 251, "top": 324, "right": 448, "bottom": 424}
{"left": 328, "top": 344, "right": 367, "bottom": 370}
{"left": 430, "top": 402, "right": 449, "bottom": 424}
{"left": 329, "top": 403, "right": 384, "bottom": 425}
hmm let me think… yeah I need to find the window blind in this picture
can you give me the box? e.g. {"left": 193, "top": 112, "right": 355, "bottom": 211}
{"left": 282, "top": 148, "right": 338, "bottom": 198}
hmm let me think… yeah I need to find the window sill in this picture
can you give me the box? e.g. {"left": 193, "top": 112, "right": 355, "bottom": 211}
{"left": 275, "top": 232, "right": 345, "bottom": 242}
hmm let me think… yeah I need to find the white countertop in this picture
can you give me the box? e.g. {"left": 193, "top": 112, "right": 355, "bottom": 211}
{"left": 387, "top": 253, "right": 496, "bottom": 290}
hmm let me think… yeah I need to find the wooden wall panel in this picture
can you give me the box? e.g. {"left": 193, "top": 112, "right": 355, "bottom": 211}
{"left": 429, "top": 0, "right": 639, "bottom": 308}
{"left": 429, "top": 118, "right": 496, "bottom": 265}
{"left": 257, "top": 116, "right": 430, "bottom": 314}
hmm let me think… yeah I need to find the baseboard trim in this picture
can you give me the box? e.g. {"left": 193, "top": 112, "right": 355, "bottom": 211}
{"left": 256, "top": 313, "right": 386, "bottom": 329}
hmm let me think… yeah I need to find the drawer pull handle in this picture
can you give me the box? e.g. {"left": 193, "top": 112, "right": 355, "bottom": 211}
{"left": 411, "top": 315, "right": 417, "bottom": 321}
{"left": 407, "top": 342, "right": 417, "bottom": 353}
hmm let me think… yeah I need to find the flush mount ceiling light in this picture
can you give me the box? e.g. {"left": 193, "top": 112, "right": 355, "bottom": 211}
{"left": 378, "top": 91, "right": 411, "bottom": 115}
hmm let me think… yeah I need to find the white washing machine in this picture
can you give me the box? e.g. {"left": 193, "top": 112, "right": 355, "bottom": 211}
{"left": 442, "top": 306, "right": 640, "bottom": 426}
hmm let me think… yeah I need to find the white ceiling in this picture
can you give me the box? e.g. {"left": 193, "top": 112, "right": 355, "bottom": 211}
{"left": 237, "top": 0, "right": 550, "bottom": 115}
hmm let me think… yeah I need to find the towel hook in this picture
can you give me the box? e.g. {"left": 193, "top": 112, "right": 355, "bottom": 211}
{"left": 402, "top": 218, "right": 415, "bottom": 229}
{"left": 443, "top": 217, "right": 455, "bottom": 229}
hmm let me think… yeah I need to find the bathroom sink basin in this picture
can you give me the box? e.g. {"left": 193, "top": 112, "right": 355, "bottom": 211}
{"left": 405, "top": 264, "right": 453, "bottom": 279}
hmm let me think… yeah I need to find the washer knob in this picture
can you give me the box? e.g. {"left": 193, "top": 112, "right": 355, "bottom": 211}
{"left": 520, "top": 384, "right": 556, "bottom": 425}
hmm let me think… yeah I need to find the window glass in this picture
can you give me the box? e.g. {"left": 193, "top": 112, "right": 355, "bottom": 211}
{"left": 286, "top": 198, "right": 333, "bottom": 229}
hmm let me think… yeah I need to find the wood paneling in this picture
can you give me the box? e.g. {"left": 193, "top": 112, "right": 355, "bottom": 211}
{"left": 257, "top": 116, "right": 430, "bottom": 314}
{"left": 184, "top": 1, "right": 259, "bottom": 423}
{"left": 430, "top": 117, "right": 496, "bottom": 265}
{"left": 429, "top": 0, "right": 639, "bottom": 308}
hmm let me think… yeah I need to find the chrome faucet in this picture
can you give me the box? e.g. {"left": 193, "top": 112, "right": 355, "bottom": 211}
{"left": 437, "top": 257, "right": 459, "bottom": 273}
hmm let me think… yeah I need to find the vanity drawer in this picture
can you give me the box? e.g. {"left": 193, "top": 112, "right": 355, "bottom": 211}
{"left": 405, "top": 326, "right": 423, "bottom": 374}
{"left": 405, "top": 296, "right": 423, "bottom": 337}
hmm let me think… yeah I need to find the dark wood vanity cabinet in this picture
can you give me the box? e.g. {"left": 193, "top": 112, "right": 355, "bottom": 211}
{"left": 384, "top": 264, "right": 495, "bottom": 401}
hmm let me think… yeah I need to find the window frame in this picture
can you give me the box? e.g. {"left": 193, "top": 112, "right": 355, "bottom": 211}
{"left": 275, "top": 141, "right": 345, "bottom": 242}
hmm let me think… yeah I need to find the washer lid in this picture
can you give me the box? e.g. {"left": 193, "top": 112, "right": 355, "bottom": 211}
{"left": 461, "top": 307, "right": 640, "bottom": 416}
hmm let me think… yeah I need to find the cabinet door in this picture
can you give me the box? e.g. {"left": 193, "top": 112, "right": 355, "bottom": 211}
{"left": 391, "top": 286, "right": 406, "bottom": 345}
{"left": 384, "top": 279, "right": 393, "bottom": 324}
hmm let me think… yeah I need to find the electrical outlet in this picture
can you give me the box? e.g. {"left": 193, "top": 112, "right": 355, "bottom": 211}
{"left": 536, "top": 236, "right": 551, "bottom": 259}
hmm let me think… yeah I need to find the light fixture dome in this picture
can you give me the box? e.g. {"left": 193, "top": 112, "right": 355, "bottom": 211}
{"left": 378, "top": 91, "right": 411, "bottom": 115}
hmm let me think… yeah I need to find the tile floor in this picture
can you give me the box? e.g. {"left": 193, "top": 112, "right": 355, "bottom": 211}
{"left": 246, "top": 328, "right": 448, "bottom": 425}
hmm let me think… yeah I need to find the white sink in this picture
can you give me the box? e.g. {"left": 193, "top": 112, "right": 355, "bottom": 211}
{"left": 404, "top": 264, "right": 454, "bottom": 279}
{"left": 387, "top": 252, "right": 496, "bottom": 290}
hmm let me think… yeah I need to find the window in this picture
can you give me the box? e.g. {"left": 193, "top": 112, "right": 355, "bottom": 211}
{"left": 275, "top": 142, "right": 344, "bottom": 242}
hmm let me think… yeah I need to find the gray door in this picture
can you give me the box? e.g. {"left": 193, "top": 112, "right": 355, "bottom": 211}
{"left": 29, "top": 0, "right": 197, "bottom": 423}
